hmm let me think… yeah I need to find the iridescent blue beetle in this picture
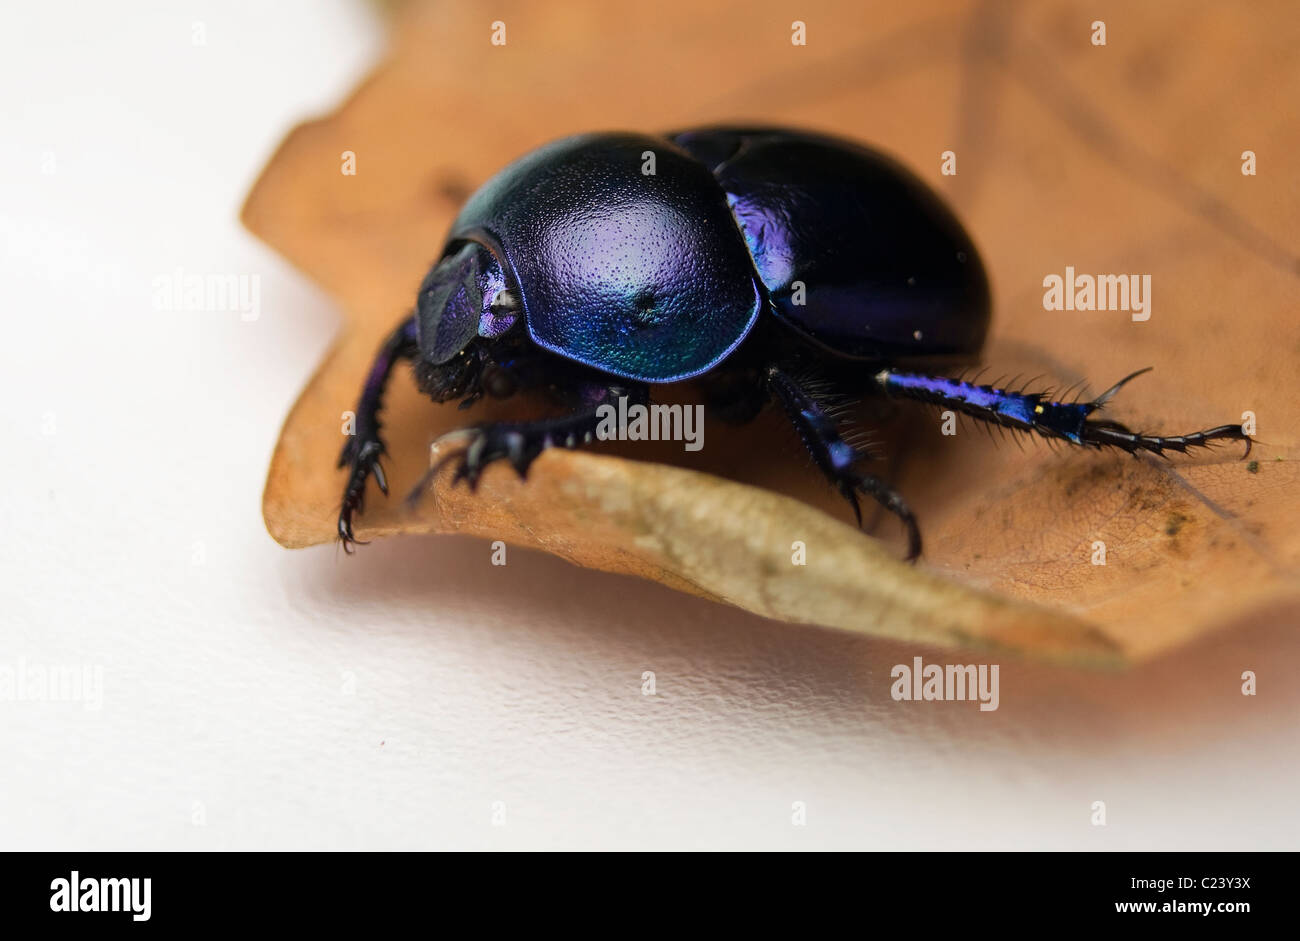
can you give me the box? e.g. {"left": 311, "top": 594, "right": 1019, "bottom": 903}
{"left": 338, "top": 127, "right": 1250, "bottom": 558}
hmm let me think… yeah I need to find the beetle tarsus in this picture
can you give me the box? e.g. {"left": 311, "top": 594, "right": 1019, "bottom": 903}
{"left": 1080, "top": 420, "right": 1253, "bottom": 458}
{"left": 338, "top": 438, "right": 387, "bottom": 551}
{"left": 1078, "top": 370, "right": 1253, "bottom": 457}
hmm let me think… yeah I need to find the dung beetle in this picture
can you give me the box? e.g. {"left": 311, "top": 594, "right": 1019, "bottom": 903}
{"left": 338, "top": 127, "right": 1250, "bottom": 558}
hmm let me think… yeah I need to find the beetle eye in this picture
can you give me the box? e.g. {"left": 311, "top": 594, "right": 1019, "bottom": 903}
{"left": 490, "top": 289, "right": 520, "bottom": 314}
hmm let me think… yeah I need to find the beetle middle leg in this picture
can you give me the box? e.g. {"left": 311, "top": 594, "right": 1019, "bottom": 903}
{"left": 765, "top": 365, "right": 922, "bottom": 560}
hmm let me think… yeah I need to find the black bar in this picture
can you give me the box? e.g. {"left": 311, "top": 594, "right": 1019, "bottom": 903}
{"left": 3, "top": 851, "right": 1285, "bottom": 927}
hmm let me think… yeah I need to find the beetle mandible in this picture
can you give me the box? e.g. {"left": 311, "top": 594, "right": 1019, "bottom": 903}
{"left": 337, "top": 127, "right": 1250, "bottom": 559}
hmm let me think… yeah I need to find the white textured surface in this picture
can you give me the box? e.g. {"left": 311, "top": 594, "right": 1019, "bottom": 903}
{"left": 1, "top": 1, "right": 1296, "bottom": 851}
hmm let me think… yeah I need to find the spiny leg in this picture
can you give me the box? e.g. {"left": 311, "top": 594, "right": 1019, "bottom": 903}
{"left": 338, "top": 316, "right": 418, "bottom": 550}
{"left": 874, "top": 367, "right": 1252, "bottom": 458}
{"left": 765, "top": 365, "right": 922, "bottom": 561}
{"left": 422, "top": 381, "right": 647, "bottom": 492}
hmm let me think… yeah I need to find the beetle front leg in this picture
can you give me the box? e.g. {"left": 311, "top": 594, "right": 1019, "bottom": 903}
{"left": 427, "top": 381, "right": 648, "bottom": 490}
{"left": 338, "top": 316, "right": 419, "bottom": 550}
{"left": 766, "top": 365, "right": 922, "bottom": 560}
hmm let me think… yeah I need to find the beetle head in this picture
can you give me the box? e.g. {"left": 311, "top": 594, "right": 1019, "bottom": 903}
{"left": 413, "top": 241, "right": 521, "bottom": 403}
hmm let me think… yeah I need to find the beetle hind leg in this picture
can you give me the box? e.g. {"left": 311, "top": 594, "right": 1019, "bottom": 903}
{"left": 765, "top": 365, "right": 922, "bottom": 561}
{"left": 874, "top": 367, "right": 1253, "bottom": 459}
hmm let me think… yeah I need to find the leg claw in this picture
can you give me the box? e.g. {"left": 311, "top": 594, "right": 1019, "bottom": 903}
{"left": 437, "top": 426, "right": 537, "bottom": 492}
{"left": 839, "top": 472, "right": 922, "bottom": 562}
{"left": 337, "top": 438, "right": 385, "bottom": 552}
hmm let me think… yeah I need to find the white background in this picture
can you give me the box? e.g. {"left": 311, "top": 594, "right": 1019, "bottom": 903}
{"left": 1, "top": 1, "right": 1295, "bottom": 850}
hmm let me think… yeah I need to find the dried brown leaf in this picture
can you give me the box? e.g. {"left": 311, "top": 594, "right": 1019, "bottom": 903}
{"left": 245, "top": 0, "right": 1300, "bottom": 664}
